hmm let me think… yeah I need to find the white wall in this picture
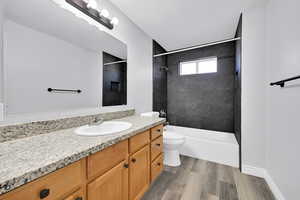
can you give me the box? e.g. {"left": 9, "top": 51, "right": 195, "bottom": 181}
{"left": 265, "top": 0, "right": 300, "bottom": 199}
{"left": 98, "top": 0, "right": 153, "bottom": 114}
{"left": 241, "top": 5, "right": 267, "bottom": 169}
{"left": 0, "top": 3, "right": 4, "bottom": 103}
{"left": 3, "top": 20, "right": 102, "bottom": 114}
{"left": 242, "top": 1, "right": 300, "bottom": 199}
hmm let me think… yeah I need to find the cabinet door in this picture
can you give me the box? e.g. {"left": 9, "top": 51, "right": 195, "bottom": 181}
{"left": 129, "top": 145, "right": 150, "bottom": 200}
{"left": 151, "top": 154, "right": 163, "bottom": 182}
{"left": 88, "top": 160, "right": 129, "bottom": 200}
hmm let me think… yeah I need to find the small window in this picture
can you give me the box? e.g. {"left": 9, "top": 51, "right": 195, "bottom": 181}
{"left": 179, "top": 57, "right": 217, "bottom": 75}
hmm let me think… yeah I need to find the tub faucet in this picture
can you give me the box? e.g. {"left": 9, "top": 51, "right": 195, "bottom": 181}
{"left": 159, "top": 110, "right": 167, "bottom": 118}
{"left": 89, "top": 117, "right": 104, "bottom": 126}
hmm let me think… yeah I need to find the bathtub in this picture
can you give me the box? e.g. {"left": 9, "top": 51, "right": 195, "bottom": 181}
{"left": 164, "top": 125, "right": 239, "bottom": 167}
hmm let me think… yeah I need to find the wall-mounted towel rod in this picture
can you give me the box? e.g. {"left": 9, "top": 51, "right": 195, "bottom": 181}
{"left": 270, "top": 75, "right": 300, "bottom": 87}
{"left": 104, "top": 60, "right": 127, "bottom": 66}
{"left": 153, "top": 37, "right": 241, "bottom": 57}
{"left": 48, "top": 88, "right": 82, "bottom": 93}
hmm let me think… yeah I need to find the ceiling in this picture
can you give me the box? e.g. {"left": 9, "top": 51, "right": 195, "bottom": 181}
{"left": 1, "top": 0, "right": 127, "bottom": 59}
{"left": 110, "top": 0, "right": 265, "bottom": 51}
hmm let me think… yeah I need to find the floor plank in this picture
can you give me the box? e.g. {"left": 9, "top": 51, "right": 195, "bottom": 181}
{"left": 219, "top": 181, "right": 239, "bottom": 200}
{"left": 142, "top": 156, "right": 276, "bottom": 200}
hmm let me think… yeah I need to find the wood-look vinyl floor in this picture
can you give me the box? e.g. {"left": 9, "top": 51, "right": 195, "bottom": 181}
{"left": 142, "top": 156, "right": 276, "bottom": 200}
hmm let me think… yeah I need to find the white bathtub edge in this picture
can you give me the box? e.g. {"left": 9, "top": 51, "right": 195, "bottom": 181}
{"left": 165, "top": 125, "right": 239, "bottom": 168}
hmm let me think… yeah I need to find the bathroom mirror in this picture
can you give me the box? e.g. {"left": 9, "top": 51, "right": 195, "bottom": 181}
{"left": 0, "top": 0, "right": 127, "bottom": 117}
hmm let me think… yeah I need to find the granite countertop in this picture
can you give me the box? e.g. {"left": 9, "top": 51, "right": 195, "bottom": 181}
{"left": 0, "top": 115, "right": 165, "bottom": 195}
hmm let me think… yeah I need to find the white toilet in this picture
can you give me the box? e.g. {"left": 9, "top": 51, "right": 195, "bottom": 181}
{"left": 163, "top": 131, "right": 185, "bottom": 167}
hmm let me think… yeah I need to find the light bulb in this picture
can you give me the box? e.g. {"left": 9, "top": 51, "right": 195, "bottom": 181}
{"left": 100, "top": 9, "right": 109, "bottom": 18}
{"left": 111, "top": 17, "right": 119, "bottom": 26}
{"left": 87, "top": 0, "right": 98, "bottom": 10}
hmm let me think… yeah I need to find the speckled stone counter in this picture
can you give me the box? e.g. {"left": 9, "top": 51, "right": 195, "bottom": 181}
{"left": 0, "top": 108, "right": 135, "bottom": 143}
{"left": 0, "top": 115, "right": 165, "bottom": 195}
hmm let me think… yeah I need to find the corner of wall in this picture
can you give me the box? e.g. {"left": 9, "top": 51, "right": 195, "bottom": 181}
{"left": 242, "top": 164, "right": 286, "bottom": 200}
{"left": 241, "top": 4, "right": 267, "bottom": 169}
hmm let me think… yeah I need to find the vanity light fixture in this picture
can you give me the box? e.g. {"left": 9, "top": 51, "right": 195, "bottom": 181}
{"left": 111, "top": 17, "right": 119, "bottom": 26}
{"left": 86, "top": 0, "right": 98, "bottom": 10}
{"left": 64, "top": 0, "right": 119, "bottom": 30}
{"left": 100, "top": 9, "right": 110, "bottom": 18}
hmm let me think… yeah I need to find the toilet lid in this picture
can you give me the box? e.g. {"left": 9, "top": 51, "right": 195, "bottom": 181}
{"left": 163, "top": 131, "right": 184, "bottom": 140}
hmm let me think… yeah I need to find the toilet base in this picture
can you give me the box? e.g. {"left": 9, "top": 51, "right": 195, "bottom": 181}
{"left": 163, "top": 149, "right": 181, "bottom": 167}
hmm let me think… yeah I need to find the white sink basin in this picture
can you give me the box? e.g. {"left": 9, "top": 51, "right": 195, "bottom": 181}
{"left": 75, "top": 121, "right": 132, "bottom": 136}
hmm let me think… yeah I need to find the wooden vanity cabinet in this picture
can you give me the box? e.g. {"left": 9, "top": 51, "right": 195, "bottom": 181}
{"left": 0, "top": 159, "right": 86, "bottom": 200}
{"left": 87, "top": 160, "right": 129, "bottom": 200}
{"left": 87, "top": 140, "right": 129, "bottom": 180}
{"left": 151, "top": 136, "right": 163, "bottom": 161}
{"left": 0, "top": 124, "right": 164, "bottom": 200}
{"left": 129, "top": 130, "right": 150, "bottom": 154}
{"left": 129, "top": 145, "right": 150, "bottom": 200}
{"left": 63, "top": 189, "right": 85, "bottom": 200}
{"left": 151, "top": 154, "right": 163, "bottom": 182}
{"left": 150, "top": 125, "right": 164, "bottom": 182}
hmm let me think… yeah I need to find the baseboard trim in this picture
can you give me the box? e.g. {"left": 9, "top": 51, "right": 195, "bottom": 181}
{"left": 264, "top": 170, "right": 286, "bottom": 200}
{"left": 242, "top": 165, "right": 266, "bottom": 178}
{"left": 242, "top": 165, "right": 286, "bottom": 200}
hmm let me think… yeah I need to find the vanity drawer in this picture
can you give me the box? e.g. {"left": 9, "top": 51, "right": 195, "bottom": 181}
{"left": 151, "top": 154, "right": 163, "bottom": 182}
{"left": 1, "top": 160, "right": 84, "bottom": 200}
{"left": 151, "top": 125, "right": 163, "bottom": 141}
{"left": 129, "top": 130, "right": 150, "bottom": 154}
{"left": 151, "top": 136, "right": 163, "bottom": 161}
{"left": 88, "top": 140, "right": 128, "bottom": 180}
{"left": 63, "top": 188, "right": 85, "bottom": 200}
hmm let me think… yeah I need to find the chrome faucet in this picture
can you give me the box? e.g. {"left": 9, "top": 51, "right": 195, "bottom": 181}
{"left": 89, "top": 117, "right": 105, "bottom": 126}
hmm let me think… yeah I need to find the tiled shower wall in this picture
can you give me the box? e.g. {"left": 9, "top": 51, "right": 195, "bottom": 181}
{"left": 153, "top": 40, "right": 236, "bottom": 133}
{"left": 234, "top": 15, "right": 242, "bottom": 145}
{"left": 153, "top": 41, "right": 168, "bottom": 115}
{"left": 167, "top": 43, "right": 236, "bottom": 133}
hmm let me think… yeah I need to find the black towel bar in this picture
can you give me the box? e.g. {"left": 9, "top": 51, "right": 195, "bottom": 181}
{"left": 48, "top": 88, "right": 82, "bottom": 93}
{"left": 270, "top": 75, "right": 300, "bottom": 88}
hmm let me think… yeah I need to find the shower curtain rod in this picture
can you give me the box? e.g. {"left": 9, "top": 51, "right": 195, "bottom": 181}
{"left": 153, "top": 37, "right": 241, "bottom": 57}
{"left": 103, "top": 60, "right": 127, "bottom": 66}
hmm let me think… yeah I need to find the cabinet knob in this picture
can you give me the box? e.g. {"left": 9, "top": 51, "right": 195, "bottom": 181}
{"left": 157, "top": 163, "right": 161, "bottom": 166}
{"left": 156, "top": 143, "right": 161, "bottom": 146}
{"left": 157, "top": 129, "right": 161, "bottom": 132}
{"left": 39, "top": 188, "right": 50, "bottom": 199}
{"left": 75, "top": 197, "right": 83, "bottom": 200}
{"left": 131, "top": 158, "right": 136, "bottom": 163}
{"left": 124, "top": 163, "right": 129, "bottom": 168}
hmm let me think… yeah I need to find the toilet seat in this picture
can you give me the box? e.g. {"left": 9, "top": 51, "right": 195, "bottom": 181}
{"left": 163, "top": 131, "right": 184, "bottom": 139}
{"left": 163, "top": 132, "right": 184, "bottom": 143}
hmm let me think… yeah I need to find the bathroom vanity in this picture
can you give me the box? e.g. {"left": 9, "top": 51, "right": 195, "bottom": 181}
{"left": 0, "top": 0, "right": 165, "bottom": 199}
{"left": 0, "top": 116, "right": 165, "bottom": 200}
